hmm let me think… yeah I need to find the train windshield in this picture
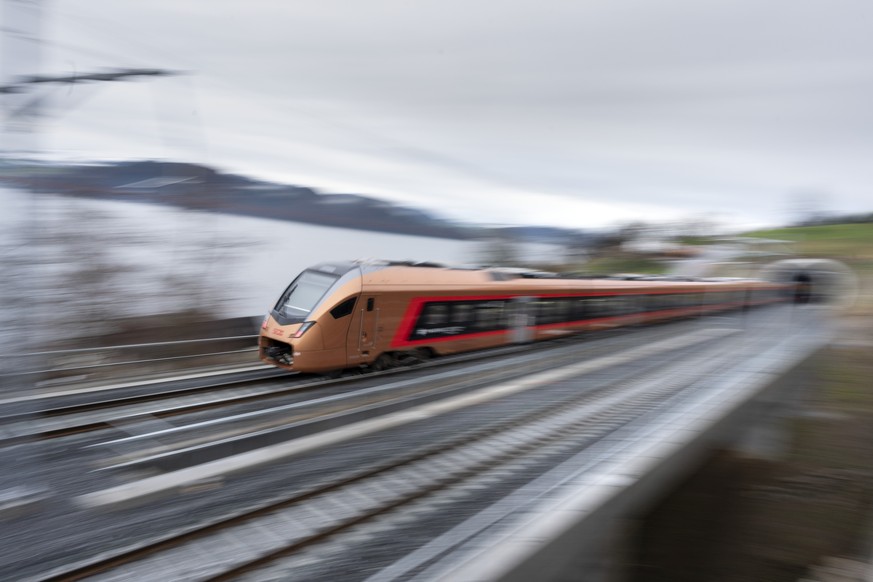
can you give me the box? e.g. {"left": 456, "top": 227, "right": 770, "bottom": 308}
{"left": 274, "top": 270, "right": 338, "bottom": 320}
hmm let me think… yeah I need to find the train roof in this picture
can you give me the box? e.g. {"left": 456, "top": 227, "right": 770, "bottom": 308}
{"left": 332, "top": 259, "right": 773, "bottom": 290}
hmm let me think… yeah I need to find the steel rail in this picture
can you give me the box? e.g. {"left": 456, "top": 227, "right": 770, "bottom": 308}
{"left": 91, "top": 325, "right": 691, "bottom": 473}
{"left": 3, "top": 317, "right": 701, "bottom": 445}
{"left": 6, "top": 348, "right": 259, "bottom": 377}
{"left": 36, "top": 328, "right": 737, "bottom": 582}
{"left": 0, "top": 334, "right": 259, "bottom": 385}
{"left": 4, "top": 301, "right": 767, "bottom": 448}
{"left": 1, "top": 335, "right": 259, "bottom": 357}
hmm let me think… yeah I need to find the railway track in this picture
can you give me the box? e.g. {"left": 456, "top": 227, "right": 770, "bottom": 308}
{"left": 0, "top": 367, "right": 294, "bottom": 443}
{"left": 1, "top": 305, "right": 809, "bottom": 582}
{"left": 0, "top": 316, "right": 709, "bottom": 445}
{"left": 36, "top": 326, "right": 749, "bottom": 582}
{"left": 89, "top": 322, "right": 703, "bottom": 474}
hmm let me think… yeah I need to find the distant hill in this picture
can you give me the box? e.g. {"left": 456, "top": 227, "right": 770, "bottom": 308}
{"left": 1, "top": 160, "right": 477, "bottom": 240}
{"left": 490, "top": 225, "right": 598, "bottom": 248}
{"left": 0, "top": 159, "right": 595, "bottom": 245}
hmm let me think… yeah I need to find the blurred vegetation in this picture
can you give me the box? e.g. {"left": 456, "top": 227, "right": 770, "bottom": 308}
{"left": 747, "top": 223, "right": 873, "bottom": 274}
{"left": 675, "top": 235, "right": 718, "bottom": 246}
{"left": 12, "top": 201, "right": 243, "bottom": 349}
{"left": 564, "top": 254, "right": 668, "bottom": 275}
{"left": 0, "top": 201, "right": 254, "bottom": 386}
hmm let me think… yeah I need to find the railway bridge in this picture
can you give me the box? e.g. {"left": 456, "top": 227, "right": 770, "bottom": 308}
{"left": 0, "top": 304, "right": 866, "bottom": 581}
{"left": 419, "top": 309, "right": 833, "bottom": 582}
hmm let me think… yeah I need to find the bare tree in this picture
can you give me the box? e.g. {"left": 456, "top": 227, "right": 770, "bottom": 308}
{"left": 15, "top": 199, "right": 241, "bottom": 347}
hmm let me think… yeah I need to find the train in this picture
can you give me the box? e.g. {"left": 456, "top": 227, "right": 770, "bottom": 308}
{"left": 258, "top": 260, "right": 788, "bottom": 374}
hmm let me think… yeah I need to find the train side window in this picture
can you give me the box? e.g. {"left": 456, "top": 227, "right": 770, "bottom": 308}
{"left": 422, "top": 304, "right": 448, "bottom": 326}
{"left": 473, "top": 305, "right": 487, "bottom": 330}
{"left": 551, "top": 299, "right": 563, "bottom": 323}
{"left": 557, "top": 299, "right": 571, "bottom": 322}
{"left": 611, "top": 295, "right": 625, "bottom": 315}
{"left": 587, "top": 297, "right": 605, "bottom": 318}
{"left": 499, "top": 303, "right": 511, "bottom": 327}
{"left": 612, "top": 296, "right": 625, "bottom": 315}
{"left": 452, "top": 303, "right": 473, "bottom": 324}
{"left": 574, "top": 298, "right": 587, "bottom": 320}
{"left": 475, "top": 302, "right": 503, "bottom": 330}
{"left": 329, "top": 297, "right": 357, "bottom": 319}
{"left": 543, "top": 300, "right": 559, "bottom": 324}
{"left": 538, "top": 300, "right": 550, "bottom": 323}
{"left": 367, "top": 298, "right": 375, "bottom": 311}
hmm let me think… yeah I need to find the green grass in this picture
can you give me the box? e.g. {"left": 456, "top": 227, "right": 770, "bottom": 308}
{"left": 676, "top": 236, "right": 719, "bottom": 246}
{"left": 570, "top": 255, "right": 668, "bottom": 275}
{"left": 749, "top": 222, "right": 873, "bottom": 243}
{"left": 746, "top": 223, "right": 873, "bottom": 272}
{"left": 819, "top": 350, "right": 873, "bottom": 413}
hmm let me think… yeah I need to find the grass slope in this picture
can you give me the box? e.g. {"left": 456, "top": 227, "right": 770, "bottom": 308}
{"left": 747, "top": 223, "right": 873, "bottom": 273}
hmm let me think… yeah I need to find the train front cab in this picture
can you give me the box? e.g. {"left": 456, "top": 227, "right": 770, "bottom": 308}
{"left": 260, "top": 264, "right": 367, "bottom": 374}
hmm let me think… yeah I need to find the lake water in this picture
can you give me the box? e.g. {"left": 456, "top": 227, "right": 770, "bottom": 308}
{"left": 0, "top": 187, "right": 479, "bottom": 319}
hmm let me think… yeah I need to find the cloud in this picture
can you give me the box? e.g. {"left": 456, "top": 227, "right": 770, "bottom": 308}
{"left": 14, "top": 0, "right": 873, "bottom": 229}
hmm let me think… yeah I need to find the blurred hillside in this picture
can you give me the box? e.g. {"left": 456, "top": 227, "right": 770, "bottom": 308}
{"left": 0, "top": 159, "right": 593, "bottom": 247}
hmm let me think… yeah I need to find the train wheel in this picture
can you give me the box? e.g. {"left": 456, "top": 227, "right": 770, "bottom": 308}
{"left": 395, "top": 348, "right": 430, "bottom": 367}
{"left": 370, "top": 353, "right": 394, "bottom": 372}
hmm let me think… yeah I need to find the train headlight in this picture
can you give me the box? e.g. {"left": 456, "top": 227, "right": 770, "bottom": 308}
{"left": 293, "top": 321, "right": 316, "bottom": 338}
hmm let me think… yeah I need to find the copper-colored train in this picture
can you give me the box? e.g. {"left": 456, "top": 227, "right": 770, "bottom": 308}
{"left": 258, "top": 260, "right": 787, "bottom": 374}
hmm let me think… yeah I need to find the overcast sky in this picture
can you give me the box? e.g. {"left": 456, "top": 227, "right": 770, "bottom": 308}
{"left": 6, "top": 0, "right": 873, "bottom": 230}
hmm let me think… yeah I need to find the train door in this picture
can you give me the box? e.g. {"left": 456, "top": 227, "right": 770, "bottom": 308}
{"left": 357, "top": 295, "right": 379, "bottom": 355}
{"left": 510, "top": 296, "right": 535, "bottom": 343}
